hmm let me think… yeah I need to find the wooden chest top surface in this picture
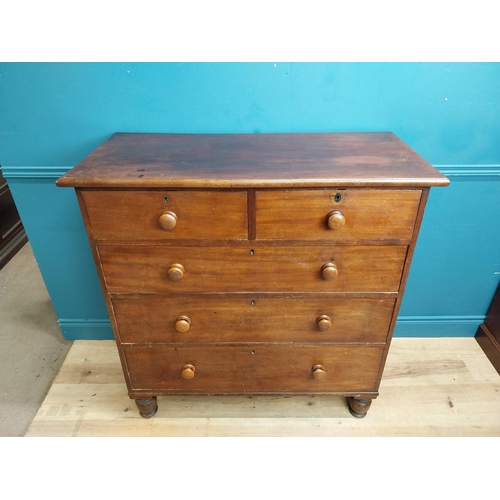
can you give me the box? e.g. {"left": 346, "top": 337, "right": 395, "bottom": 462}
{"left": 56, "top": 132, "right": 449, "bottom": 189}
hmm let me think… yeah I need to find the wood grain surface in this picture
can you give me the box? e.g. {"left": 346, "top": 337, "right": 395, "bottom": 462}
{"left": 123, "top": 344, "right": 384, "bottom": 393}
{"left": 56, "top": 133, "right": 450, "bottom": 188}
{"left": 112, "top": 296, "right": 395, "bottom": 344}
{"left": 83, "top": 189, "right": 248, "bottom": 240}
{"left": 255, "top": 189, "right": 421, "bottom": 242}
{"left": 98, "top": 244, "right": 407, "bottom": 293}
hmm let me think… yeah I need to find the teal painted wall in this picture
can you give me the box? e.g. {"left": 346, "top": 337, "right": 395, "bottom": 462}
{"left": 1, "top": 62, "right": 499, "bottom": 339}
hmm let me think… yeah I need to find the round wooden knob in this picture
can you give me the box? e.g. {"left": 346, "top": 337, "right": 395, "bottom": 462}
{"left": 167, "top": 263, "right": 185, "bottom": 281}
{"left": 159, "top": 211, "right": 177, "bottom": 230}
{"left": 175, "top": 315, "right": 191, "bottom": 333}
{"left": 316, "top": 315, "right": 332, "bottom": 331}
{"left": 326, "top": 210, "right": 345, "bottom": 229}
{"left": 321, "top": 262, "right": 338, "bottom": 280}
{"left": 181, "top": 364, "right": 195, "bottom": 379}
{"left": 312, "top": 365, "right": 326, "bottom": 380}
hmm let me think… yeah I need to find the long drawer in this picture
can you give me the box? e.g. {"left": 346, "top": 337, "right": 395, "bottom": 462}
{"left": 124, "top": 344, "right": 384, "bottom": 393}
{"left": 99, "top": 245, "right": 407, "bottom": 294}
{"left": 113, "top": 296, "right": 395, "bottom": 344}
{"left": 256, "top": 189, "right": 421, "bottom": 242}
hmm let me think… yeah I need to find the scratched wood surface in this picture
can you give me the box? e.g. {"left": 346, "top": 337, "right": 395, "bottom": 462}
{"left": 98, "top": 244, "right": 407, "bottom": 294}
{"left": 55, "top": 133, "right": 450, "bottom": 189}
{"left": 255, "top": 188, "right": 421, "bottom": 242}
{"left": 112, "top": 296, "right": 395, "bottom": 344}
{"left": 25, "top": 338, "right": 500, "bottom": 437}
{"left": 83, "top": 190, "right": 249, "bottom": 241}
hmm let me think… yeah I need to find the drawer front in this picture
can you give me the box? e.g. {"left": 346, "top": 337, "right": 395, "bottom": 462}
{"left": 113, "top": 296, "right": 395, "bottom": 344}
{"left": 100, "top": 245, "right": 407, "bottom": 294}
{"left": 82, "top": 190, "right": 248, "bottom": 240}
{"left": 124, "top": 344, "right": 384, "bottom": 393}
{"left": 256, "top": 189, "right": 421, "bottom": 241}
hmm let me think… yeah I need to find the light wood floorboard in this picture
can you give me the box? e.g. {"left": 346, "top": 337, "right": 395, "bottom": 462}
{"left": 25, "top": 338, "right": 500, "bottom": 437}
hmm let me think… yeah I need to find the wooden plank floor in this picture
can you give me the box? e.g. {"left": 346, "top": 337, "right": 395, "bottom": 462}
{"left": 25, "top": 338, "right": 500, "bottom": 436}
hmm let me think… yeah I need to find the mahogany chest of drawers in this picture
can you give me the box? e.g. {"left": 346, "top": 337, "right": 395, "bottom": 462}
{"left": 57, "top": 132, "right": 449, "bottom": 418}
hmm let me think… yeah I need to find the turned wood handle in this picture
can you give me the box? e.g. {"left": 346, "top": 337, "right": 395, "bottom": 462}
{"left": 312, "top": 364, "right": 326, "bottom": 380}
{"left": 316, "top": 315, "right": 332, "bottom": 331}
{"left": 182, "top": 364, "right": 195, "bottom": 379}
{"left": 326, "top": 210, "right": 345, "bottom": 229}
{"left": 167, "top": 263, "right": 185, "bottom": 281}
{"left": 159, "top": 211, "right": 177, "bottom": 230}
{"left": 175, "top": 315, "right": 191, "bottom": 333}
{"left": 321, "top": 262, "right": 338, "bottom": 280}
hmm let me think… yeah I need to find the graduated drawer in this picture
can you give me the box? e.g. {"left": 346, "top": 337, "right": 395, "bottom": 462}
{"left": 124, "top": 344, "right": 384, "bottom": 393}
{"left": 113, "top": 296, "right": 395, "bottom": 344}
{"left": 256, "top": 189, "right": 421, "bottom": 242}
{"left": 100, "top": 245, "right": 407, "bottom": 293}
{"left": 82, "top": 190, "right": 248, "bottom": 240}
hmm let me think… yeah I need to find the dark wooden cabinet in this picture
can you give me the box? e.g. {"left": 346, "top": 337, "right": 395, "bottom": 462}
{"left": 0, "top": 170, "right": 28, "bottom": 269}
{"left": 57, "top": 132, "right": 449, "bottom": 418}
{"left": 476, "top": 283, "right": 500, "bottom": 374}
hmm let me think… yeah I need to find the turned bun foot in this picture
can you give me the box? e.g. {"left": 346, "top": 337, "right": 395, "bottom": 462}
{"left": 135, "top": 396, "right": 158, "bottom": 418}
{"left": 348, "top": 397, "right": 373, "bottom": 418}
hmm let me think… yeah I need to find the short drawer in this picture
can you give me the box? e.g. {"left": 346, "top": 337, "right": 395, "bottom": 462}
{"left": 82, "top": 190, "right": 248, "bottom": 240}
{"left": 256, "top": 189, "right": 421, "bottom": 242}
{"left": 124, "top": 344, "right": 384, "bottom": 393}
{"left": 113, "top": 296, "right": 395, "bottom": 344}
{"left": 99, "top": 244, "right": 407, "bottom": 293}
